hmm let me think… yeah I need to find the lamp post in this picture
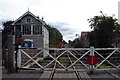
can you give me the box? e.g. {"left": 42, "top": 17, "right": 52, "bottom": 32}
{"left": 75, "top": 34, "right": 79, "bottom": 45}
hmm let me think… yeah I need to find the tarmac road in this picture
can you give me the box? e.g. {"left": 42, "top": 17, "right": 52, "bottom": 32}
{"left": 2, "top": 67, "right": 43, "bottom": 80}
{"left": 2, "top": 67, "right": 120, "bottom": 80}
{"left": 89, "top": 70, "right": 120, "bottom": 80}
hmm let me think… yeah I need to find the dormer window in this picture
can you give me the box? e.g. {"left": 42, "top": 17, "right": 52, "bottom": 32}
{"left": 26, "top": 18, "right": 32, "bottom": 23}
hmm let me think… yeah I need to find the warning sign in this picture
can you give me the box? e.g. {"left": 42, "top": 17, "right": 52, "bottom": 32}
{"left": 87, "top": 56, "right": 97, "bottom": 65}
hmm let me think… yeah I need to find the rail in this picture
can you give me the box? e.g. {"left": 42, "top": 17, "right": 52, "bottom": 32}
{"left": 67, "top": 53, "right": 81, "bottom": 80}
{"left": 49, "top": 62, "right": 56, "bottom": 80}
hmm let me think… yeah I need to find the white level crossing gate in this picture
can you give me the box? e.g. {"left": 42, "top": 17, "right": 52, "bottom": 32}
{"left": 17, "top": 47, "right": 120, "bottom": 72}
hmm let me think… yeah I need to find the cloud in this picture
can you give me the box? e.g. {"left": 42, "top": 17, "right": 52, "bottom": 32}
{"left": 0, "top": 20, "right": 3, "bottom": 30}
{"left": 0, "top": 26, "right": 3, "bottom": 30}
{"left": 0, "top": 19, "right": 5, "bottom": 27}
{"left": 47, "top": 22, "right": 77, "bottom": 41}
{"left": 0, "top": 19, "right": 8, "bottom": 30}
{"left": 48, "top": 22, "right": 76, "bottom": 32}
{"left": 47, "top": 22, "right": 75, "bottom": 33}
{"left": 0, "top": 0, "right": 119, "bottom": 42}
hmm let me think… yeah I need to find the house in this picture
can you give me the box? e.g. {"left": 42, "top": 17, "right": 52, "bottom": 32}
{"left": 12, "top": 11, "right": 49, "bottom": 58}
{"left": 81, "top": 31, "right": 120, "bottom": 48}
{"left": 114, "top": 34, "right": 120, "bottom": 47}
{"left": 80, "top": 32, "right": 90, "bottom": 47}
{"left": 12, "top": 11, "right": 49, "bottom": 49}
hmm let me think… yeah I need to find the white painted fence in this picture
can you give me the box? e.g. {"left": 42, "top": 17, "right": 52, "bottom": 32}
{"left": 17, "top": 47, "right": 120, "bottom": 71}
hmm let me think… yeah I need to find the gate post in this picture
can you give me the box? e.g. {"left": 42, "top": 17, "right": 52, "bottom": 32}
{"left": 90, "top": 46, "right": 94, "bottom": 73}
{"left": 17, "top": 46, "right": 21, "bottom": 68}
{"left": 8, "top": 35, "right": 15, "bottom": 73}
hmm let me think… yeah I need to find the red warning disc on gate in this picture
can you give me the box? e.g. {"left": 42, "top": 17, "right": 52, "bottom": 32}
{"left": 87, "top": 56, "right": 97, "bottom": 65}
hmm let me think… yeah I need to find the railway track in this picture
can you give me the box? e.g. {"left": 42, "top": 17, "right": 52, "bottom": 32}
{"left": 40, "top": 51, "right": 91, "bottom": 80}
{"left": 49, "top": 62, "right": 56, "bottom": 80}
{"left": 40, "top": 62, "right": 56, "bottom": 79}
{"left": 67, "top": 53, "right": 91, "bottom": 80}
{"left": 67, "top": 53, "right": 81, "bottom": 80}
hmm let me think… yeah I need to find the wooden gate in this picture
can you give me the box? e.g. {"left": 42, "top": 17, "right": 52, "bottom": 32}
{"left": 17, "top": 46, "right": 120, "bottom": 72}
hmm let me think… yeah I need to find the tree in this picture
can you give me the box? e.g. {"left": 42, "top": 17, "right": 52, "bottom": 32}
{"left": 62, "top": 40, "right": 67, "bottom": 44}
{"left": 74, "top": 38, "right": 83, "bottom": 48}
{"left": 68, "top": 38, "right": 83, "bottom": 48}
{"left": 88, "top": 11, "right": 119, "bottom": 48}
{"left": 47, "top": 25, "right": 63, "bottom": 47}
{"left": 2, "top": 21, "right": 14, "bottom": 48}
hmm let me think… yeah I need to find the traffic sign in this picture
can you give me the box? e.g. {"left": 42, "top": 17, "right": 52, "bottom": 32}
{"left": 87, "top": 56, "right": 97, "bottom": 65}
{"left": 58, "top": 43, "right": 62, "bottom": 46}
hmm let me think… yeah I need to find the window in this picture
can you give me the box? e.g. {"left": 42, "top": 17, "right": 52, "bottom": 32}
{"left": 85, "top": 37, "right": 88, "bottom": 41}
{"left": 33, "top": 25, "right": 42, "bottom": 35}
{"left": 16, "top": 25, "right": 21, "bottom": 32}
{"left": 23, "top": 25, "right": 31, "bottom": 35}
{"left": 26, "top": 18, "right": 32, "bottom": 23}
{"left": 16, "top": 25, "right": 21, "bottom": 37}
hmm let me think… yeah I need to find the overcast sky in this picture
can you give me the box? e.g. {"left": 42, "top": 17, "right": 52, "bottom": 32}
{"left": 0, "top": 0, "right": 120, "bottom": 42}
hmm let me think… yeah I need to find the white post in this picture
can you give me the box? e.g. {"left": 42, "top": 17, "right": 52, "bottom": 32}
{"left": 31, "top": 25, "right": 33, "bottom": 35}
{"left": 17, "top": 46, "right": 21, "bottom": 68}
{"left": 42, "top": 25, "right": 47, "bottom": 58}
{"left": 42, "top": 25, "right": 44, "bottom": 36}
{"left": 90, "top": 46, "right": 94, "bottom": 72}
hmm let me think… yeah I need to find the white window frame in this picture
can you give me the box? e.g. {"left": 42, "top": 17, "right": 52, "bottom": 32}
{"left": 26, "top": 18, "right": 32, "bottom": 23}
{"left": 33, "top": 25, "right": 42, "bottom": 35}
{"left": 22, "top": 25, "right": 31, "bottom": 35}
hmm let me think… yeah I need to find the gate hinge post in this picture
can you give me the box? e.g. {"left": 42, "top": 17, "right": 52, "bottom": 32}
{"left": 90, "top": 46, "right": 95, "bottom": 73}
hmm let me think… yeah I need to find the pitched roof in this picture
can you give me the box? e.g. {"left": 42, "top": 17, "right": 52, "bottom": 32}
{"left": 12, "top": 11, "right": 45, "bottom": 25}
